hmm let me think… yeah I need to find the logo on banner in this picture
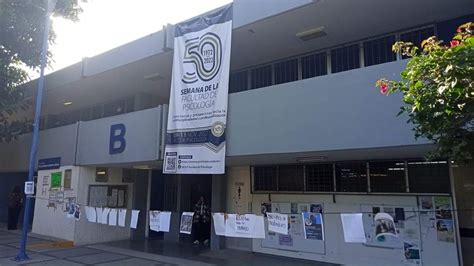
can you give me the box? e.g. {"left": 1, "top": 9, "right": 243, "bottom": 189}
{"left": 182, "top": 33, "right": 222, "bottom": 84}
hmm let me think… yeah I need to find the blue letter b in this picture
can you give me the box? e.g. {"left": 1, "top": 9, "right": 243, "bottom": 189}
{"left": 109, "top": 123, "right": 126, "bottom": 154}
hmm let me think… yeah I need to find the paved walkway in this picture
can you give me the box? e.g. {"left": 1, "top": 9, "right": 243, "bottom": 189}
{"left": 0, "top": 229, "right": 336, "bottom": 265}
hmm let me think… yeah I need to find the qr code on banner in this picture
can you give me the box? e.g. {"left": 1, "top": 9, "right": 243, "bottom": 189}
{"left": 165, "top": 155, "right": 177, "bottom": 172}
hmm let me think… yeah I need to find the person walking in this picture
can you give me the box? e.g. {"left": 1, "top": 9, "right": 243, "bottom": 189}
{"left": 8, "top": 186, "right": 24, "bottom": 230}
{"left": 192, "top": 196, "right": 211, "bottom": 245}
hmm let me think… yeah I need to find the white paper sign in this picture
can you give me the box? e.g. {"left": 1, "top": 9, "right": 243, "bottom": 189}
{"left": 95, "top": 207, "right": 103, "bottom": 223}
{"left": 108, "top": 209, "right": 117, "bottom": 226}
{"left": 224, "top": 214, "right": 265, "bottom": 239}
{"left": 235, "top": 214, "right": 256, "bottom": 235}
{"left": 267, "top": 212, "right": 288, "bottom": 235}
{"left": 212, "top": 213, "right": 226, "bottom": 236}
{"left": 85, "top": 206, "right": 97, "bottom": 223}
{"left": 118, "top": 209, "right": 127, "bottom": 227}
{"left": 101, "top": 208, "right": 110, "bottom": 225}
{"left": 24, "top": 181, "right": 34, "bottom": 195}
{"left": 163, "top": 5, "right": 233, "bottom": 174}
{"left": 149, "top": 211, "right": 172, "bottom": 232}
{"left": 180, "top": 212, "right": 194, "bottom": 234}
{"left": 341, "top": 213, "right": 366, "bottom": 243}
{"left": 130, "top": 209, "right": 140, "bottom": 229}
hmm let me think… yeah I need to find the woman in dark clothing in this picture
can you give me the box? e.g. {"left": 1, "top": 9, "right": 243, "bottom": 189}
{"left": 193, "top": 196, "right": 211, "bottom": 245}
{"left": 8, "top": 186, "right": 24, "bottom": 230}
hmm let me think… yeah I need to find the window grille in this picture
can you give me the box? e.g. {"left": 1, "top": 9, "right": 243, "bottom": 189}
{"left": 274, "top": 59, "right": 298, "bottom": 85}
{"left": 229, "top": 70, "right": 248, "bottom": 93}
{"left": 104, "top": 99, "right": 127, "bottom": 117}
{"left": 91, "top": 105, "right": 103, "bottom": 120}
{"left": 305, "top": 164, "right": 334, "bottom": 192}
{"left": 335, "top": 162, "right": 367, "bottom": 192}
{"left": 278, "top": 165, "right": 304, "bottom": 191}
{"left": 253, "top": 166, "right": 278, "bottom": 191}
{"left": 369, "top": 161, "right": 406, "bottom": 192}
{"left": 330, "top": 44, "right": 360, "bottom": 73}
{"left": 302, "top": 52, "right": 327, "bottom": 79}
{"left": 250, "top": 65, "right": 272, "bottom": 89}
{"left": 408, "top": 161, "right": 450, "bottom": 193}
{"left": 363, "top": 35, "right": 396, "bottom": 66}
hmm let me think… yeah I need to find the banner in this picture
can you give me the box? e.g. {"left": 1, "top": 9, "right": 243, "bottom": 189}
{"left": 267, "top": 212, "right": 289, "bottom": 235}
{"left": 163, "top": 5, "right": 233, "bottom": 174}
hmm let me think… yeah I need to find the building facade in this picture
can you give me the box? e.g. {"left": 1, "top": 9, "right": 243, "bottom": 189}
{"left": 1, "top": 0, "right": 474, "bottom": 265}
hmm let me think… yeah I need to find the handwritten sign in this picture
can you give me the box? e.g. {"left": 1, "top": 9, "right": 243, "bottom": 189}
{"left": 235, "top": 214, "right": 255, "bottom": 235}
{"left": 267, "top": 212, "right": 288, "bottom": 235}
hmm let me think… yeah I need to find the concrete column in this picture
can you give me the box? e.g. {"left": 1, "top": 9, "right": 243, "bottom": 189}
{"left": 210, "top": 173, "right": 227, "bottom": 250}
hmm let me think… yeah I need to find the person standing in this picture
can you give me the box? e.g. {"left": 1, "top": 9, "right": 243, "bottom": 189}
{"left": 8, "top": 186, "right": 24, "bottom": 230}
{"left": 193, "top": 196, "right": 210, "bottom": 245}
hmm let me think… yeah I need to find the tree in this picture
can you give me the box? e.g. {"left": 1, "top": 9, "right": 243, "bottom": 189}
{"left": 377, "top": 22, "right": 474, "bottom": 164}
{"left": 0, "top": 0, "right": 83, "bottom": 142}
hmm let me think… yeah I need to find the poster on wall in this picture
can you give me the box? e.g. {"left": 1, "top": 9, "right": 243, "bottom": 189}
{"left": 403, "top": 241, "right": 421, "bottom": 264}
{"left": 163, "top": 5, "right": 233, "bottom": 174}
{"left": 302, "top": 212, "right": 324, "bottom": 240}
{"left": 51, "top": 171, "right": 62, "bottom": 188}
{"left": 180, "top": 212, "right": 194, "bottom": 234}
{"left": 434, "top": 196, "right": 454, "bottom": 243}
{"left": 340, "top": 213, "right": 366, "bottom": 243}
{"left": 374, "top": 212, "right": 398, "bottom": 240}
{"left": 235, "top": 214, "right": 256, "bottom": 235}
{"left": 261, "top": 203, "right": 271, "bottom": 217}
{"left": 267, "top": 212, "right": 289, "bottom": 235}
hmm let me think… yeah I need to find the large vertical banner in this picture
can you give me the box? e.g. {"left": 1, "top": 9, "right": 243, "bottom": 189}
{"left": 164, "top": 5, "right": 232, "bottom": 174}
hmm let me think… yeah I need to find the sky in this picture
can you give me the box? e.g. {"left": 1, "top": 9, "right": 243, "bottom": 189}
{"left": 48, "top": 0, "right": 232, "bottom": 73}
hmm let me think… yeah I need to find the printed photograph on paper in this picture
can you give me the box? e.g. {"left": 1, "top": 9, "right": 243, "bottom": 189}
{"left": 434, "top": 196, "right": 453, "bottom": 220}
{"left": 374, "top": 212, "right": 397, "bottom": 239}
{"left": 180, "top": 212, "right": 194, "bottom": 234}
{"left": 436, "top": 219, "right": 455, "bottom": 242}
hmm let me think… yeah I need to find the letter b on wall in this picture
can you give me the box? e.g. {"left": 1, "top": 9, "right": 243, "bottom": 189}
{"left": 109, "top": 124, "right": 126, "bottom": 154}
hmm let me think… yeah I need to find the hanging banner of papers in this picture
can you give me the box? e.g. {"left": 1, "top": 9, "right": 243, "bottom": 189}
{"left": 163, "top": 5, "right": 233, "bottom": 174}
{"left": 224, "top": 214, "right": 265, "bottom": 239}
{"left": 180, "top": 212, "right": 194, "bottom": 234}
{"left": 150, "top": 211, "right": 171, "bottom": 232}
{"left": 130, "top": 210, "right": 140, "bottom": 229}
{"left": 267, "top": 213, "right": 289, "bottom": 235}
{"left": 340, "top": 213, "right": 366, "bottom": 243}
{"left": 212, "top": 213, "right": 226, "bottom": 236}
{"left": 302, "top": 212, "right": 324, "bottom": 240}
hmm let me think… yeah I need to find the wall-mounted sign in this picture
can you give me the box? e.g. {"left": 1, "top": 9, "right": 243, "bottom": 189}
{"left": 38, "top": 157, "right": 61, "bottom": 170}
{"left": 109, "top": 123, "right": 126, "bottom": 154}
{"left": 51, "top": 172, "right": 62, "bottom": 188}
{"left": 24, "top": 181, "right": 35, "bottom": 195}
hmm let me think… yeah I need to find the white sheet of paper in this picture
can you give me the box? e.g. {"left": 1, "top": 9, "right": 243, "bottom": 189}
{"left": 180, "top": 212, "right": 194, "bottom": 234}
{"left": 235, "top": 214, "right": 256, "bottom": 235}
{"left": 341, "top": 213, "right": 366, "bottom": 243}
{"left": 159, "top": 212, "right": 171, "bottom": 232}
{"left": 101, "top": 208, "right": 110, "bottom": 225}
{"left": 85, "top": 206, "right": 97, "bottom": 223}
{"left": 95, "top": 207, "right": 103, "bottom": 223}
{"left": 118, "top": 209, "right": 127, "bottom": 227}
{"left": 130, "top": 209, "right": 140, "bottom": 229}
{"left": 225, "top": 214, "right": 265, "bottom": 239}
{"left": 150, "top": 211, "right": 160, "bottom": 226}
{"left": 212, "top": 213, "right": 226, "bottom": 236}
{"left": 267, "top": 212, "right": 288, "bottom": 235}
{"left": 108, "top": 209, "right": 118, "bottom": 226}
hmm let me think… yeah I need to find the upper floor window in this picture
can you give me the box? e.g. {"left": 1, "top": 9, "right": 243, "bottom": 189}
{"left": 400, "top": 27, "right": 435, "bottom": 58}
{"left": 363, "top": 35, "right": 396, "bottom": 66}
{"left": 253, "top": 166, "right": 278, "bottom": 191}
{"left": 302, "top": 52, "right": 327, "bottom": 79}
{"left": 335, "top": 162, "right": 367, "bottom": 192}
{"left": 369, "top": 161, "right": 406, "bottom": 192}
{"left": 251, "top": 65, "right": 272, "bottom": 89}
{"left": 408, "top": 161, "right": 450, "bottom": 193}
{"left": 331, "top": 44, "right": 360, "bottom": 73}
{"left": 278, "top": 165, "right": 304, "bottom": 191}
{"left": 274, "top": 59, "right": 298, "bottom": 85}
{"left": 305, "top": 163, "right": 333, "bottom": 192}
{"left": 229, "top": 70, "right": 248, "bottom": 93}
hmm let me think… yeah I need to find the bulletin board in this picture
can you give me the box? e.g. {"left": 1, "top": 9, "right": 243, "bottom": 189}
{"left": 260, "top": 202, "right": 326, "bottom": 255}
{"left": 88, "top": 185, "right": 128, "bottom": 208}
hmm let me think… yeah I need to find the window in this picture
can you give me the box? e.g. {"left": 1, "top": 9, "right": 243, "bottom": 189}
{"left": 305, "top": 164, "right": 334, "bottom": 192}
{"left": 63, "top": 110, "right": 80, "bottom": 125}
{"left": 274, "top": 59, "right": 298, "bottom": 85}
{"left": 408, "top": 161, "right": 450, "bottom": 193}
{"left": 104, "top": 99, "right": 127, "bottom": 117}
{"left": 229, "top": 70, "right": 248, "bottom": 93}
{"left": 363, "top": 35, "right": 396, "bottom": 66}
{"left": 80, "top": 108, "right": 92, "bottom": 121}
{"left": 250, "top": 65, "right": 272, "bottom": 89}
{"left": 331, "top": 44, "right": 360, "bottom": 73}
{"left": 302, "top": 52, "right": 327, "bottom": 79}
{"left": 91, "top": 105, "right": 103, "bottom": 120}
{"left": 369, "top": 161, "right": 406, "bottom": 192}
{"left": 400, "top": 27, "right": 435, "bottom": 58}
{"left": 336, "top": 162, "right": 367, "bottom": 192}
{"left": 278, "top": 165, "right": 304, "bottom": 191}
{"left": 254, "top": 166, "right": 278, "bottom": 191}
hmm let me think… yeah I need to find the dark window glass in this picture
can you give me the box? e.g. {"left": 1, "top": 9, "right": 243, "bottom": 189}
{"left": 400, "top": 27, "right": 435, "bottom": 58}
{"left": 91, "top": 105, "right": 103, "bottom": 120}
{"left": 46, "top": 114, "right": 62, "bottom": 129}
{"left": 336, "top": 162, "right": 367, "bottom": 192}
{"left": 254, "top": 166, "right": 278, "bottom": 191}
{"left": 104, "top": 99, "right": 127, "bottom": 117}
{"left": 305, "top": 164, "right": 333, "bottom": 192}
{"left": 369, "top": 161, "right": 406, "bottom": 192}
{"left": 274, "top": 59, "right": 298, "bottom": 85}
{"left": 408, "top": 161, "right": 450, "bottom": 193}
{"left": 278, "top": 165, "right": 304, "bottom": 191}
{"left": 229, "top": 70, "right": 248, "bottom": 93}
{"left": 363, "top": 35, "right": 396, "bottom": 66}
{"left": 302, "top": 52, "right": 327, "bottom": 79}
{"left": 250, "top": 65, "right": 272, "bottom": 89}
{"left": 63, "top": 110, "right": 80, "bottom": 125}
{"left": 125, "top": 97, "right": 135, "bottom": 113}
{"left": 80, "top": 108, "right": 91, "bottom": 121}
{"left": 331, "top": 44, "right": 360, "bottom": 73}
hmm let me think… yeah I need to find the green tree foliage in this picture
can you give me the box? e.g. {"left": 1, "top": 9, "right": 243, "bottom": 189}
{"left": 377, "top": 22, "right": 474, "bottom": 163}
{"left": 0, "top": 0, "right": 83, "bottom": 142}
